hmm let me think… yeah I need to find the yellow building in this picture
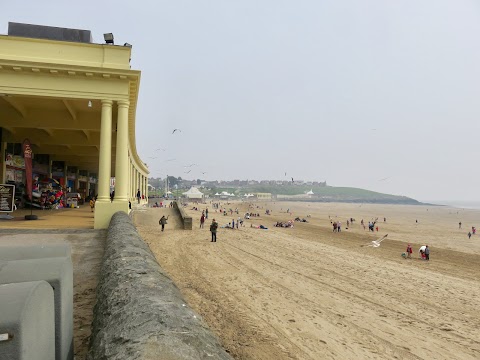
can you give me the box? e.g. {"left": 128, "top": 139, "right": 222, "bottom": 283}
{"left": 0, "top": 23, "right": 149, "bottom": 228}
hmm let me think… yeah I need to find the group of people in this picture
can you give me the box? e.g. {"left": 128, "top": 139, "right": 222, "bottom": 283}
{"left": 404, "top": 244, "right": 430, "bottom": 260}
{"left": 332, "top": 221, "right": 342, "bottom": 232}
{"left": 274, "top": 220, "right": 294, "bottom": 228}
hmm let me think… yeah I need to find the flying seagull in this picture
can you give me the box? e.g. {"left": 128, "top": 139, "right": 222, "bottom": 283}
{"left": 155, "top": 148, "right": 166, "bottom": 152}
{"left": 184, "top": 170, "right": 192, "bottom": 174}
{"left": 201, "top": 171, "right": 207, "bottom": 175}
{"left": 163, "top": 158, "right": 176, "bottom": 162}
{"left": 378, "top": 177, "right": 391, "bottom": 181}
{"left": 184, "top": 163, "right": 197, "bottom": 168}
{"left": 361, "top": 234, "right": 388, "bottom": 248}
{"left": 172, "top": 129, "right": 181, "bottom": 134}
{"left": 148, "top": 156, "right": 158, "bottom": 159}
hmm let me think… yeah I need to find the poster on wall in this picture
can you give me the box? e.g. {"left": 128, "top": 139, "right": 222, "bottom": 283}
{"left": 5, "top": 154, "right": 25, "bottom": 168}
{"left": 15, "top": 170, "right": 24, "bottom": 183}
{"left": 0, "top": 184, "right": 15, "bottom": 212}
{"left": 5, "top": 169, "right": 15, "bottom": 182}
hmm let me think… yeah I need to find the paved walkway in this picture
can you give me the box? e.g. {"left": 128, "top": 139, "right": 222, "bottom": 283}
{"left": 0, "top": 205, "right": 105, "bottom": 359}
{"left": 0, "top": 205, "right": 95, "bottom": 229}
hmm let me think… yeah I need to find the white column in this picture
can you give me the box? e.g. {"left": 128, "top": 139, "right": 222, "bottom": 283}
{"left": 128, "top": 160, "right": 131, "bottom": 200}
{"left": 113, "top": 100, "right": 129, "bottom": 203}
{"left": 145, "top": 175, "right": 148, "bottom": 200}
{"left": 130, "top": 163, "right": 133, "bottom": 200}
{"left": 97, "top": 100, "right": 113, "bottom": 201}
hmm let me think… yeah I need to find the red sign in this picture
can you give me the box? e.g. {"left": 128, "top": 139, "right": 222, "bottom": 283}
{"left": 22, "top": 139, "right": 33, "bottom": 201}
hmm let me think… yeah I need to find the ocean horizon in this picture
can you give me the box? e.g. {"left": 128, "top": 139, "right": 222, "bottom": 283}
{"left": 423, "top": 200, "right": 480, "bottom": 210}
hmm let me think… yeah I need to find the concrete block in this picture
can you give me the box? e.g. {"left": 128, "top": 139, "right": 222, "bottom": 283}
{"left": 0, "top": 281, "right": 55, "bottom": 360}
{"left": 176, "top": 204, "right": 193, "bottom": 230}
{"left": 0, "top": 257, "right": 73, "bottom": 360}
{"left": 0, "top": 243, "right": 71, "bottom": 261}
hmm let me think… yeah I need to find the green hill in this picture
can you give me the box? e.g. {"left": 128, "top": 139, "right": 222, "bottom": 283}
{"left": 205, "top": 185, "right": 421, "bottom": 205}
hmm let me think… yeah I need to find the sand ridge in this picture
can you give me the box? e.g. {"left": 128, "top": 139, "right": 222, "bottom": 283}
{"left": 136, "top": 201, "right": 480, "bottom": 360}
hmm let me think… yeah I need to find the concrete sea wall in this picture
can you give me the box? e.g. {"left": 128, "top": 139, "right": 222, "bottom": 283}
{"left": 88, "top": 212, "right": 231, "bottom": 360}
{"left": 173, "top": 201, "right": 193, "bottom": 230}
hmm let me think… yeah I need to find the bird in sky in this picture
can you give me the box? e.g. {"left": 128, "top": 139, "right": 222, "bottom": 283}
{"left": 148, "top": 156, "right": 158, "bottom": 159}
{"left": 201, "top": 172, "right": 207, "bottom": 175}
{"left": 184, "top": 163, "right": 197, "bottom": 168}
{"left": 155, "top": 148, "right": 166, "bottom": 152}
{"left": 163, "top": 158, "right": 176, "bottom": 162}
{"left": 184, "top": 170, "right": 192, "bottom": 174}
{"left": 172, "top": 129, "right": 181, "bottom": 134}
{"left": 378, "top": 177, "right": 391, "bottom": 181}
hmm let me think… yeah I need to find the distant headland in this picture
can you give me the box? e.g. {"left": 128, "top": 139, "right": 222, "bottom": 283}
{"left": 148, "top": 177, "right": 422, "bottom": 205}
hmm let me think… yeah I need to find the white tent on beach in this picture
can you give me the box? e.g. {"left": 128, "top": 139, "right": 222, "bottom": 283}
{"left": 183, "top": 187, "right": 204, "bottom": 199}
{"left": 306, "top": 190, "right": 314, "bottom": 195}
{"left": 219, "top": 191, "right": 234, "bottom": 199}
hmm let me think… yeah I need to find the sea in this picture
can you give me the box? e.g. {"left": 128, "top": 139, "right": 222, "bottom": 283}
{"left": 424, "top": 200, "right": 480, "bottom": 210}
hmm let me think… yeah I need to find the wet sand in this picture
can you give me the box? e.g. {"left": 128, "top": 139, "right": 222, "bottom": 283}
{"left": 136, "top": 201, "right": 480, "bottom": 360}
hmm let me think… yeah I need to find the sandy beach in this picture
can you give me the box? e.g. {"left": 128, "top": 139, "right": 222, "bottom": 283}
{"left": 135, "top": 201, "right": 480, "bottom": 360}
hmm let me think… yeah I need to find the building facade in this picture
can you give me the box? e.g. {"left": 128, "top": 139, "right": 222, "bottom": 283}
{"left": 0, "top": 23, "right": 149, "bottom": 228}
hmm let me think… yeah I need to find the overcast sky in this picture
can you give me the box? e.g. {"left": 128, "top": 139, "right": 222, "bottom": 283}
{"left": 2, "top": 1, "right": 480, "bottom": 201}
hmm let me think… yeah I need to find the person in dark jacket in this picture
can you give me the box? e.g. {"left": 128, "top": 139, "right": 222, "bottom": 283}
{"left": 210, "top": 219, "right": 218, "bottom": 242}
{"left": 424, "top": 245, "right": 430, "bottom": 261}
{"left": 159, "top": 215, "right": 169, "bottom": 232}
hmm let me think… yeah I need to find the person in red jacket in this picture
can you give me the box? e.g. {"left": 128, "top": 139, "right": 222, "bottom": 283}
{"left": 406, "top": 244, "right": 413, "bottom": 259}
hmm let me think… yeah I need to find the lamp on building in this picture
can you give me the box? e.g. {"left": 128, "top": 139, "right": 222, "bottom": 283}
{"left": 123, "top": 43, "right": 132, "bottom": 48}
{"left": 103, "top": 33, "right": 114, "bottom": 45}
{"left": 87, "top": 100, "right": 92, "bottom": 108}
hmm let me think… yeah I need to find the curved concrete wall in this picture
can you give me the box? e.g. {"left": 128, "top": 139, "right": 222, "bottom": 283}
{"left": 173, "top": 201, "right": 193, "bottom": 230}
{"left": 88, "top": 212, "right": 231, "bottom": 360}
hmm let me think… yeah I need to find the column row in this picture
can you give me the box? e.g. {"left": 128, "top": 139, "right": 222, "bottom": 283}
{"left": 97, "top": 99, "right": 129, "bottom": 203}
{"left": 96, "top": 99, "right": 148, "bottom": 211}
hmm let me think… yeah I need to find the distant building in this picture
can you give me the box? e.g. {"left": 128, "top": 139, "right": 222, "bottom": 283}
{"left": 256, "top": 193, "right": 272, "bottom": 200}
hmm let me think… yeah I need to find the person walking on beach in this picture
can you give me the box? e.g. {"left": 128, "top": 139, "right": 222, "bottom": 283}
{"left": 468, "top": 231, "right": 472, "bottom": 239}
{"left": 424, "top": 245, "right": 430, "bottom": 261}
{"left": 205, "top": 207, "right": 209, "bottom": 219}
{"left": 159, "top": 215, "right": 169, "bottom": 232}
{"left": 210, "top": 219, "right": 218, "bottom": 242}
{"left": 231, "top": 219, "right": 235, "bottom": 229}
{"left": 406, "top": 244, "right": 413, "bottom": 259}
{"left": 459, "top": 221, "right": 462, "bottom": 229}
{"left": 337, "top": 221, "right": 342, "bottom": 232}
{"left": 200, "top": 214, "right": 205, "bottom": 228}
{"left": 136, "top": 189, "right": 141, "bottom": 204}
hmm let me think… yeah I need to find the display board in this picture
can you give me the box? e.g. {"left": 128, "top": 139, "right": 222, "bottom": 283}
{"left": 0, "top": 184, "right": 15, "bottom": 212}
